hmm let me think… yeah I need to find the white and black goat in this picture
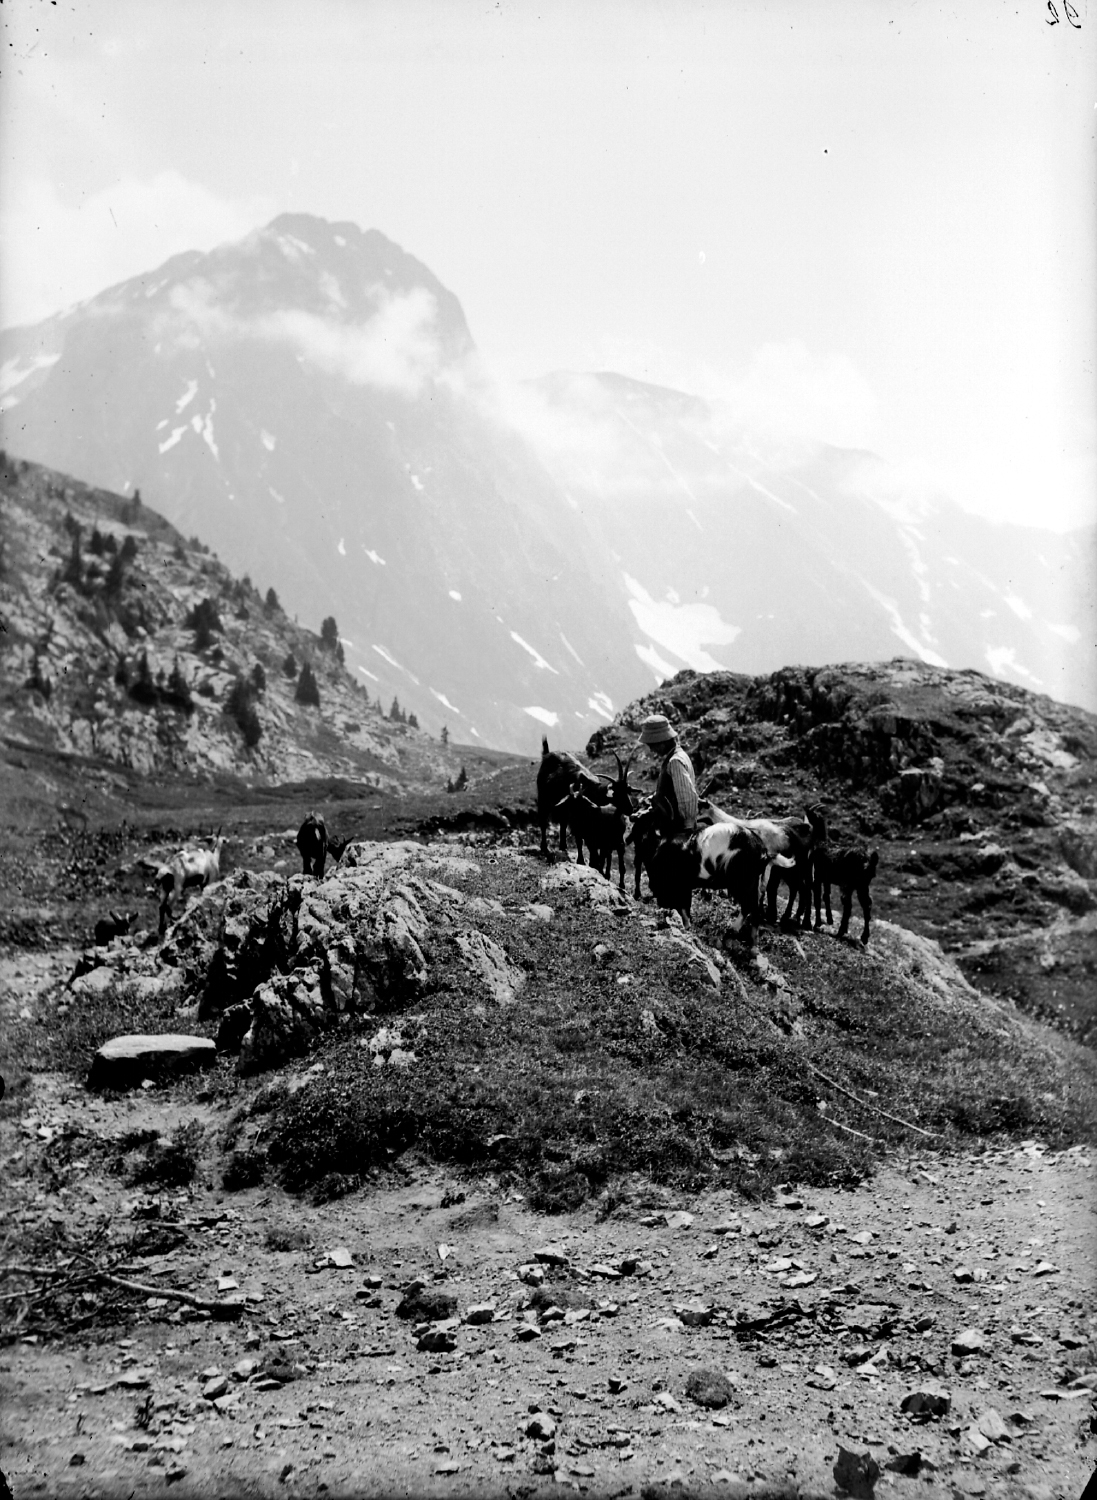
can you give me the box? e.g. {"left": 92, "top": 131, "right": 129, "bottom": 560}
{"left": 700, "top": 801, "right": 827, "bottom": 928}
{"left": 646, "top": 822, "right": 790, "bottom": 946}
{"left": 157, "top": 829, "right": 227, "bottom": 934}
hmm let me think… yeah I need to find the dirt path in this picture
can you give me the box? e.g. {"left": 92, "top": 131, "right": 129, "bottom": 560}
{"left": 1, "top": 1070, "right": 1094, "bottom": 1500}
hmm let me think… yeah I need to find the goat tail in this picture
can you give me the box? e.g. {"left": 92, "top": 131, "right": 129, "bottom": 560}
{"left": 541, "top": 734, "right": 550, "bottom": 758}
{"left": 772, "top": 853, "right": 797, "bottom": 869}
{"left": 867, "top": 849, "right": 880, "bottom": 880}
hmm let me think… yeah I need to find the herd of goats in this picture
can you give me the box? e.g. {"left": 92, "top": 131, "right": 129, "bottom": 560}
{"left": 88, "top": 738, "right": 878, "bottom": 953}
{"left": 536, "top": 737, "right": 879, "bottom": 949}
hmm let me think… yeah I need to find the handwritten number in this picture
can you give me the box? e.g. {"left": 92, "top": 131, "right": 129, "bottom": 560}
{"left": 1064, "top": 0, "right": 1081, "bottom": 26}
{"left": 1046, "top": 1, "right": 1059, "bottom": 22}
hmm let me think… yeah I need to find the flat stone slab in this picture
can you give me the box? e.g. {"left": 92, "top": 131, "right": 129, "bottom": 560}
{"left": 88, "top": 1034, "right": 216, "bottom": 1091}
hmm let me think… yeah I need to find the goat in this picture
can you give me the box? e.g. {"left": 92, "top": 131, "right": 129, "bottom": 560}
{"left": 93, "top": 908, "right": 136, "bottom": 947}
{"left": 553, "top": 780, "right": 632, "bottom": 891}
{"left": 157, "top": 829, "right": 227, "bottom": 934}
{"left": 814, "top": 845, "right": 879, "bottom": 947}
{"left": 297, "top": 811, "right": 327, "bottom": 875}
{"left": 647, "top": 822, "right": 788, "bottom": 945}
{"left": 701, "top": 801, "right": 827, "bottom": 928}
{"left": 537, "top": 737, "right": 638, "bottom": 863}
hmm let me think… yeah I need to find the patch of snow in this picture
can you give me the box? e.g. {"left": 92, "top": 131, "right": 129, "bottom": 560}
{"left": 559, "top": 632, "right": 584, "bottom": 667}
{"left": 980, "top": 609, "right": 996, "bottom": 619}
{"left": 175, "top": 379, "right": 198, "bottom": 414}
{"left": 470, "top": 727, "right": 481, "bottom": 738}
{"left": 430, "top": 687, "right": 461, "bottom": 714}
{"left": 156, "top": 418, "right": 169, "bottom": 430}
{"left": 511, "top": 632, "right": 559, "bottom": 673}
{"left": 1046, "top": 622, "right": 1080, "bottom": 645}
{"left": 410, "top": 474, "right": 424, "bottom": 492}
{"left": 205, "top": 358, "right": 216, "bottom": 378}
{"left": 861, "top": 580, "right": 948, "bottom": 668}
{"left": 386, "top": 420, "right": 395, "bottom": 431}
{"left": 356, "top": 663, "right": 379, "bottom": 682}
{"left": 372, "top": 644, "right": 420, "bottom": 684}
{"left": 635, "top": 642, "right": 680, "bottom": 683}
{"left": 1005, "top": 593, "right": 1033, "bottom": 622}
{"left": 666, "top": 587, "right": 680, "bottom": 605}
{"left": 269, "top": 487, "right": 286, "bottom": 504}
{"left": 0, "top": 351, "right": 60, "bottom": 404}
{"left": 191, "top": 399, "right": 219, "bottom": 460}
{"left": 318, "top": 270, "right": 346, "bottom": 309}
{"left": 337, "top": 538, "right": 346, "bottom": 556}
{"left": 448, "top": 590, "right": 462, "bottom": 602}
{"left": 898, "top": 526, "right": 933, "bottom": 608}
{"left": 986, "top": 645, "right": 1041, "bottom": 685}
{"left": 278, "top": 233, "right": 316, "bottom": 261}
{"left": 362, "top": 546, "right": 386, "bottom": 566}
{"left": 334, "top": 234, "right": 347, "bottom": 247}
{"left": 587, "top": 694, "right": 613, "bottom": 721}
{"left": 523, "top": 706, "right": 560, "bottom": 728}
{"left": 623, "top": 573, "right": 740, "bottom": 673}
{"left": 260, "top": 429, "right": 276, "bottom": 452}
{"left": 158, "top": 425, "right": 188, "bottom": 454}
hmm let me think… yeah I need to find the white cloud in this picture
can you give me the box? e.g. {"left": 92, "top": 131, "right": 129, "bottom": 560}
{"left": 0, "top": 172, "right": 274, "bottom": 329}
{"left": 160, "top": 276, "right": 446, "bottom": 397}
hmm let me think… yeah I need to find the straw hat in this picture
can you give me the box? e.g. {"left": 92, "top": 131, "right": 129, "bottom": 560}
{"left": 637, "top": 714, "right": 677, "bottom": 747}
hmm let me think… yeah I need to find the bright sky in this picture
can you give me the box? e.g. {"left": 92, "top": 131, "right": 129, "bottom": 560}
{"left": 1, "top": 0, "right": 1094, "bottom": 530}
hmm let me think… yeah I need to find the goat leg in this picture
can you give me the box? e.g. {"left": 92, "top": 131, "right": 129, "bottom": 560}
{"left": 836, "top": 887, "right": 852, "bottom": 939}
{"left": 858, "top": 887, "right": 872, "bottom": 947}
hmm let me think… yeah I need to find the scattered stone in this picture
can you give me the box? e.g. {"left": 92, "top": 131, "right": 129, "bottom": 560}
{"left": 914, "top": 1314, "right": 936, "bottom": 1333}
{"left": 885, "top": 1452, "right": 928, "bottom": 1477}
{"left": 515, "top": 1325, "right": 541, "bottom": 1343}
{"left": 527, "top": 1414, "right": 556, "bottom": 1440}
{"left": 202, "top": 1376, "right": 229, "bottom": 1401}
{"left": 88, "top": 1034, "right": 216, "bottom": 1090}
{"left": 953, "top": 1266, "right": 974, "bottom": 1284}
{"left": 805, "top": 1214, "right": 829, "bottom": 1230}
{"left": 807, "top": 1365, "right": 837, "bottom": 1390}
{"left": 666, "top": 1211, "right": 694, "bottom": 1231}
{"left": 396, "top": 1286, "right": 458, "bottom": 1322}
{"left": 417, "top": 1328, "right": 458, "bottom": 1353}
{"left": 975, "top": 1409, "right": 1010, "bottom": 1444}
{"left": 900, "top": 1385, "right": 951, "bottom": 1418}
{"left": 534, "top": 1245, "right": 570, "bottom": 1266}
{"left": 324, "top": 1246, "right": 354, "bottom": 1268}
{"left": 1032, "top": 1261, "right": 1059, "bottom": 1277}
{"left": 951, "top": 1328, "right": 988, "bottom": 1357}
{"left": 591, "top": 1264, "right": 621, "bottom": 1279}
{"left": 684, "top": 1368, "right": 735, "bottom": 1408}
{"left": 965, "top": 1428, "right": 992, "bottom": 1456}
{"left": 518, "top": 1264, "right": 545, "bottom": 1286}
{"left": 465, "top": 1302, "right": 496, "bottom": 1325}
{"left": 608, "top": 1375, "right": 627, "bottom": 1394}
{"left": 675, "top": 1302, "right": 714, "bottom": 1327}
{"left": 833, "top": 1446, "right": 881, "bottom": 1499}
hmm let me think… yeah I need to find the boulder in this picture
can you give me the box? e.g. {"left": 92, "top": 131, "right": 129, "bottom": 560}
{"left": 396, "top": 1286, "right": 458, "bottom": 1323}
{"left": 833, "top": 1446, "right": 880, "bottom": 1499}
{"left": 88, "top": 1034, "right": 216, "bottom": 1091}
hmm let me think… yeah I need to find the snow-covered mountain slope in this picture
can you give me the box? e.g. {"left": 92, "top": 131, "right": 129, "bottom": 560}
{"left": 2, "top": 213, "right": 1092, "bottom": 751}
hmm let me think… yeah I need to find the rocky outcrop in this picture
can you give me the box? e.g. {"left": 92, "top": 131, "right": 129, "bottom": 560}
{"left": 76, "top": 841, "right": 532, "bottom": 1075}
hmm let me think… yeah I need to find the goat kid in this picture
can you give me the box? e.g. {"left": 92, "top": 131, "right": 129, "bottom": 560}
{"left": 814, "top": 846, "right": 879, "bottom": 947}
{"left": 93, "top": 908, "right": 136, "bottom": 947}
{"left": 157, "top": 829, "right": 227, "bottom": 935}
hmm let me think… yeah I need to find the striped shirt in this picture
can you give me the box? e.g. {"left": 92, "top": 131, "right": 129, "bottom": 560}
{"left": 656, "top": 745, "right": 698, "bottom": 832}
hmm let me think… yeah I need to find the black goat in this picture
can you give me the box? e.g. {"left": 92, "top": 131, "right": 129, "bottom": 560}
{"left": 553, "top": 779, "right": 632, "bottom": 891}
{"left": 296, "top": 812, "right": 345, "bottom": 877}
{"left": 537, "top": 737, "right": 638, "bottom": 862}
{"left": 93, "top": 908, "right": 135, "bottom": 947}
{"left": 814, "top": 846, "right": 879, "bottom": 947}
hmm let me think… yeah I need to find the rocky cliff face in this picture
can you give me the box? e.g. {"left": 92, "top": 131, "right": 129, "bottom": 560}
{"left": 0, "top": 455, "right": 470, "bottom": 790}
